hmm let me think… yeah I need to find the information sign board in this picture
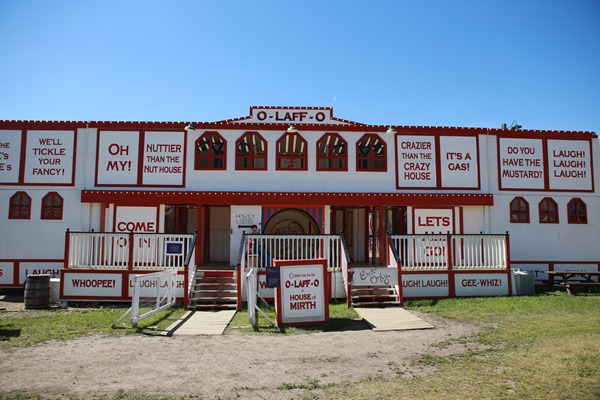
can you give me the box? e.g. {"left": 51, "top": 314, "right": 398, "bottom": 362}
{"left": 274, "top": 258, "right": 329, "bottom": 326}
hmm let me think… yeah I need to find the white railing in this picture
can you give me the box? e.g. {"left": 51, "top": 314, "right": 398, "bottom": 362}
{"left": 451, "top": 234, "right": 508, "bottom": 269}
{"left": 245, "top": 234, "right": 344, "bottom": 271}
{"left": 130, "top": 269, "right": 177, "bottom": 325}
{"left": 67, "top": 231, "right": 195, "bottom": 271}
{"left": 246, "top": 268, "right": 258, "bottom": 326}
{"left": 389, "top": 233, "right": 509, "bottom": 271}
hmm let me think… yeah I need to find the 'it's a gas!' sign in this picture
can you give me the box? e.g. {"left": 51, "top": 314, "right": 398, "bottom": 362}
{"left": 274, "top": 258, "right": 329, "bottom": 327}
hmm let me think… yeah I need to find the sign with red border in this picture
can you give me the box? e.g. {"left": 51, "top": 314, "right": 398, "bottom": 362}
{"left": 274, "top": 258, "right": 329, "bottom": 327}
{"left": 396, "top": 135, "right": 480, "bottom": 189}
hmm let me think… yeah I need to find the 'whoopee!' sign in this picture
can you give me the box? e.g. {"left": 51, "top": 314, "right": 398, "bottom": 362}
{"left": 274, "top": 258, "right": 329, "bottom": 327}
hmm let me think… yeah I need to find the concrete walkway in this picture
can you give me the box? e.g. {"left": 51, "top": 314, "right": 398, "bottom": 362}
{"left": 165, "top": 310, "right": 236, "bottom": 336}
{"left": 356, "top": 307, "right": 434, "bottom": 331}
{"left": 164, "top": 307, "right": 432, "bottom": 335}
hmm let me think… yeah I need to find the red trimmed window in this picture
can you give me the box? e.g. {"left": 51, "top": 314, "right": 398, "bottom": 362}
{"left": 567, "top": 198, "right": 587, "bottom": 224}
{"left": 276, "top": 132, "right": 307, "bottom": 170}
{"left": 539, "top": 197, "right": 558, "bottom": 224}
{"left": 195, "top": 131, "right": 226, "bottom": 170}
{"left": 510, "top": 197, "right": 529, "bottom": 223}
{"left": 356, "top": 134, "right": 386, "bottom": 171}
{"left": 317, "top": 133, "right": 347, "bottom": 171}
{"left": 41, "top": 192, "right": 63, "bottom": 220}
{"left": 236, "top": 132, "right": 267, "bottom": 170}
{"left": 9, "top": 191, "right": 31, "bottom": 220}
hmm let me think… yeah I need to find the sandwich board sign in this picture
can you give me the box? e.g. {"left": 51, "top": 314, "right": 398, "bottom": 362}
{"left": 274, "top": 258, "right": 329, "bottom": 327}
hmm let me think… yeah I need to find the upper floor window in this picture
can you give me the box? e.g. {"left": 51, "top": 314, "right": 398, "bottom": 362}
{"left": 276, "top": 132, "right": 307, "bottom": 170}
{"left": 41, "top": 192, "right": 63, "bottom": 220}
{"left": 195, "top": 131, "right": 226, "bottom": 170}
{"left": 567, "top": 198, "right": 587, "bottom": 224}
{"left": 510, "top": 197, "right": 529, "bottom": 223}
{"left": 539, "top": 197, "right": 558, "bottom": 224}
{"left": 317, "top": 133, "right": 347, "bottom": 171}
{"left": 9, "top": 191, "right": 31, "bottom": 220}
{"left": 236, "top": 132, "right": 267, "bottom": 170}
{"left": 356, "top": 134, "right": 386, "bottom": 171}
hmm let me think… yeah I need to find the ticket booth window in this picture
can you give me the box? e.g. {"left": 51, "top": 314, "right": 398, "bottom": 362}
{"left": 9, "top": 191, "right": 31, "bottom": 220}
{"left": 357, "top": 134, "right": 386, "bottom": 171}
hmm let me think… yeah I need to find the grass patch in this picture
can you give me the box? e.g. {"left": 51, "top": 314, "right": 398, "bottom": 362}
{"left": 225, "top": 301, "right": 362, "bottom": 334}
{"left": 278, "top": 379, "right": 334, "bottom": 390}
{"left": 320, "top": 290, "right": 600, "bottom": 400}
{"left": 0, "top": 305, "right": 187, "bottom": 348}
{"left": 3, "top": 291, "right": 600, "bottom": 399}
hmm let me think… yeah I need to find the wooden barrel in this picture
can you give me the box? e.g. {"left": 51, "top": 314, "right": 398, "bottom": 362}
{"left": 24, "top": 274, "right": 51, "bottom": 309}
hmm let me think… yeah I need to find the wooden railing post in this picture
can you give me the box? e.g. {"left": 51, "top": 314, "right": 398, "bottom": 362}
{"left": 128, "top": 231, "right": 135, "bottom": 271}
{"left": 446, "top": 232, "right": 453, "bottom": 270}
{"left": 64, "top": 229, "right": 70, "bottom": 270}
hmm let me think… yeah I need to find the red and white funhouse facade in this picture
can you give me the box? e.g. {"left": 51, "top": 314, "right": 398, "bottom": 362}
{"left": 0, "top": 106, "right": 598, "bottom": 303}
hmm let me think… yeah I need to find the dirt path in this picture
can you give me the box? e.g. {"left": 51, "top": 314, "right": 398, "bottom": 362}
{"left": 0, "top": 296, "right": 484, "bottom": 399}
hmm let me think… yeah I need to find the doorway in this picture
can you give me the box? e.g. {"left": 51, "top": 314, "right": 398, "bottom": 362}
{"left": 263, "top": 208, "right": 319, "bottom": 235}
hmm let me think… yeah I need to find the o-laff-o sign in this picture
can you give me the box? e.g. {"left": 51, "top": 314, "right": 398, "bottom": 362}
{"left": 274, "top": 258, "right": 329, "bottom": 327}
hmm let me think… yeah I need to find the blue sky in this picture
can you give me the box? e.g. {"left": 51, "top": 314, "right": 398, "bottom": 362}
{"left": 0, "top": 0, "right": 598, "bottom": 133}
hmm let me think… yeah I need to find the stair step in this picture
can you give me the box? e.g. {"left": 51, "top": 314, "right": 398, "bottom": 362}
{"left": 195, "top": 278, "right": 236, "bottom": 283}
{"left": 192, "top": 288, "right": 237, "bottom": 293}
{"left": 194, "top": 282, "right": 236, "bottom": 287}
{"left": 352, "top": 294, "right": 396, "bottom": 299}
{"left": 195, "top": 270, "right": 235, "bottom": 278}
{"left": 351, "top": 287, "right": 395, "bottom": 293}
{"left": 189, "top": 270, "right": 238, "bottom": 311}
{"left": 191, "top": 304, "right": 237, "bottom": 310}
{"left": 353, "top": 301, "right": 401, "bottom": 307}
{"left": 192, "top": 292, "right": 237, "bottom": 300}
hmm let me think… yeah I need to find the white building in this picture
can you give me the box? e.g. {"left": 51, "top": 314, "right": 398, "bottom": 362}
{"left": 0, "top": 106, "right": 598, "bottom": 305}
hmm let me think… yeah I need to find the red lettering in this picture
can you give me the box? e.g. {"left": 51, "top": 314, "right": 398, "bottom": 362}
{"left": 116, "top": 221, "right": 156, "bottom": 232}
{"left": 461, "top": 279, "right": 477, "bottom": 287}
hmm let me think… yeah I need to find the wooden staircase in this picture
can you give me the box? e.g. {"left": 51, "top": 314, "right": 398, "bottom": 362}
{"left": 188, "top": 270, "right": 238, "bottom": 310}
{"left": 350, "top": 286, "right": 400, "bottom": 307}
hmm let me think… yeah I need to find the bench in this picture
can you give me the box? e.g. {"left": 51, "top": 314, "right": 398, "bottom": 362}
{"left": 548, "top": 270, "right": 600, "bottom": 295}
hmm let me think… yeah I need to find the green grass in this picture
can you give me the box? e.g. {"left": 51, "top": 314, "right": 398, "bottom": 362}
{"left": 225, "top": 301, "right": 361, "bottom": 334}
{"left": 320, "top": 290, "right": 600, "bottom": 400}
{"left": 0, "top": 305, "right": 187, "bottom": 348}
{"left": 2, "top": 292, "right": 600, "bottom": 399}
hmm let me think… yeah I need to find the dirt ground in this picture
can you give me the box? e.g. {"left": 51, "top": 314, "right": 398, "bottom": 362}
{"left": 0, "top": 292, "right": 486, "bottom": 400}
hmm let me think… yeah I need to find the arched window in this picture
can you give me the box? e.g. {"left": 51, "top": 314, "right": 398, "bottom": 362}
{"left": 539, "top": 197, "right": 558, "bottom": 224}
{"left": 236, "top": 131, "right": 267, "bottom": 170}
{"left": 510, "top": 197, "right": 529, "bottom": 223}
{"left": 276, "top": 131, "right": 307, "bottom": 170}
{"left": 194, "top": 132, "right": 227, "bottom": 170}
{"left": 41, "top": 192, "right": 63, "bottom": 220}
{"left": 9, "top": 191, "right": 31, "bottom": 220}
{"left": 567, "top": 198, "right": 587, "bottom": 224}
{"left": 356, "top": 134, "right": 386, "bottom": 171}
{"left": 317, "top": 133, "right": 347, "bottom": 171}
{"left": 195, "top": 131, "right": 226, "bottom": 170}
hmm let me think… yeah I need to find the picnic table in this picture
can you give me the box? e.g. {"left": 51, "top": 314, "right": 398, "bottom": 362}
{"left": 547, "top": 270, "right": 600, "bottom": 295}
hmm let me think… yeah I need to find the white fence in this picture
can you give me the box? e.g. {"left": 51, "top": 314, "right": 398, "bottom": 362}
{"left": 113, "top": 269, "right": 178, "bottom": 327}
{"left": 246, "top": 268, "right": 258, "bottom": 327}
{"left": 389, "top": 233, "right": 509, "bottom": 270}
{"left": 67, "top": 231, "right": 195, "bottom": 270}
{"left": 244, "top": 234, "right": 345, "bottom": 271}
